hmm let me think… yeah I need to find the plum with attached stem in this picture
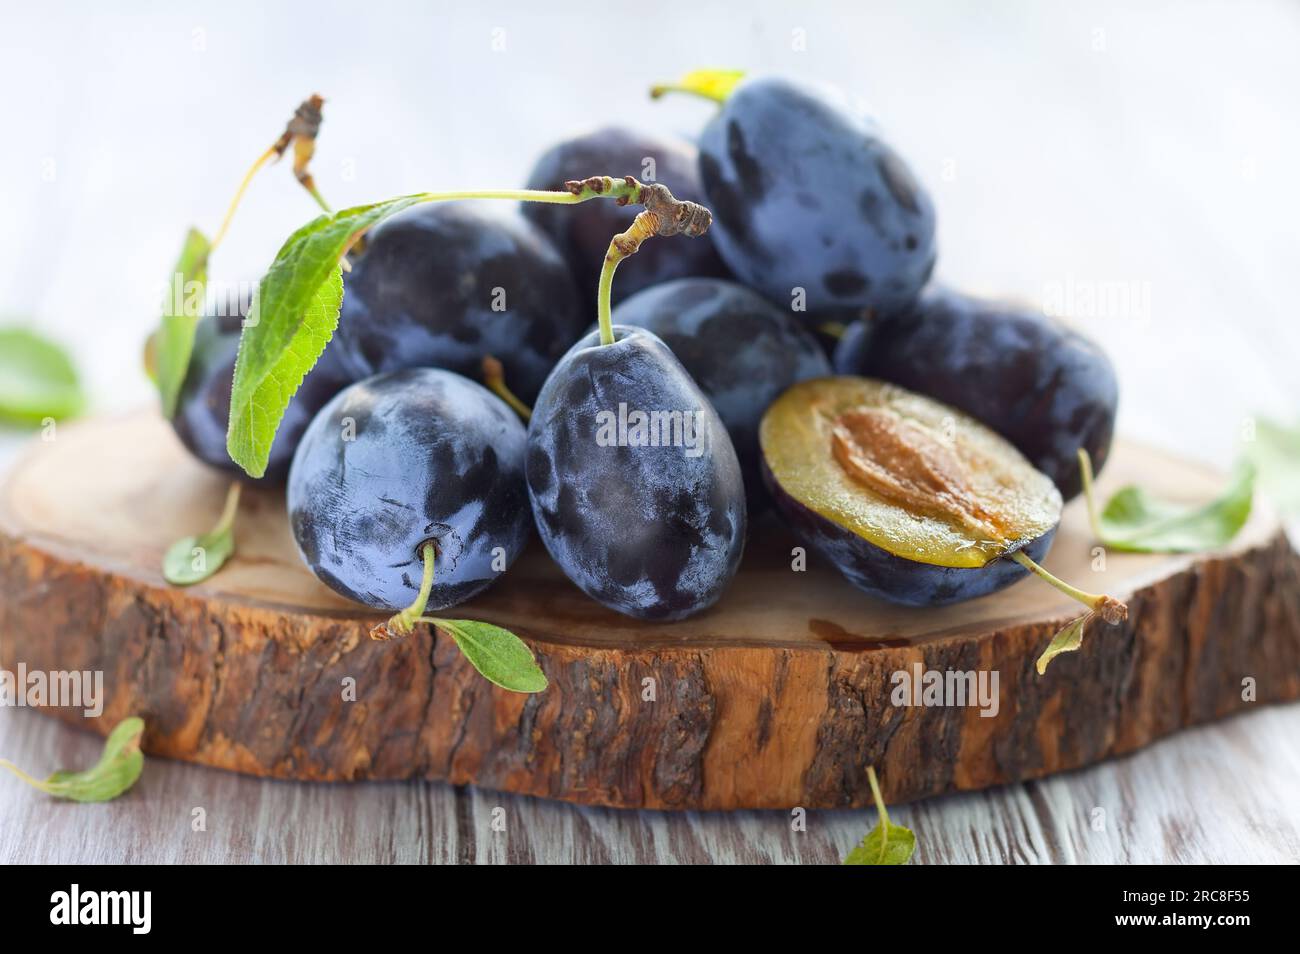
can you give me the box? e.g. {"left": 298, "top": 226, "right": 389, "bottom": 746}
{"left": 329, "top": 203, "right": 585, "bottom": 403}
{"left": 612, "top": 277, "right": 831, "bottom": 511}
{"left": 522, "top": 127, "right": 730, "bottom": 310}
{"left": 287, "top": 368, "right": 530, "bottom": 612}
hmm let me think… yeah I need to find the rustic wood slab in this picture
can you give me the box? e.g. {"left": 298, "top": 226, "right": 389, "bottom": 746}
{"left": 1, "top": 411, "right": 1297, "bottom": 810}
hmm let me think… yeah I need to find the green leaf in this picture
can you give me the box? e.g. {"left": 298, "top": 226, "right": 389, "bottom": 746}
{"left": 1, "top": 716, "right": 145, "bottom": 802}
{"left": 0, "top": 328, "right": 85, "bottom": 425}
{"left": 155, "top": 228, "right": 212, "bottom": 418}
{"left": 226, "top": 196, "right": 427, "bottom": 477}
{"left": 1095, "top": 460, "right": 1255, "bottom": 553}
{"left": 162, "top": 482, "right": 240, "bottom": 585}
{"left": 1246, "top": 417, "right": 1300, "bottom": 516}
{"left": 844, "top": 766, "right": 915, "bottom": 865}
{"left": 1036, "top": 612, "right": 1090, "bottom": 674}
{"left": 425, "top": 618, "right": 548, "bottom": 693}
{"left": 650, "top": 69, "right": 746, "bottom": 104}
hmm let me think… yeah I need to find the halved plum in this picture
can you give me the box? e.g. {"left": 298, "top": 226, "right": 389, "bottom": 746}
{"left": 760, "top": 376, "right": 1063, "bottom": 606}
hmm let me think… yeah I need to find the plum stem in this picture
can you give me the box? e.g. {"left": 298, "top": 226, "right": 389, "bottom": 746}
{"left": 1010, "top": 549, "right": 1127, "bottom": 624}
{"left": 1077, "top": 448, "right": 1104, "bottom": 540}
{"left": 376, "top": 542, "right": 436, "bottom": 640}
{"left": 481, "top": 356, "right": 531, "bottom": 421}
{"left": 210, "top": 145, "right": 279, "bottom": 254}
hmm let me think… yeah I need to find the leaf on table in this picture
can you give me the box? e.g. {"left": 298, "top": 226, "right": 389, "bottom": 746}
{"left": 1246, "top": 417, "right": 1300, "bottom": 516}
{"left": 0, "top": 328, "right": 85, "bottom": 425}
{"left": 0, "top": 716, "right": 145, "bottom": 802}
{"left": 843, "top": 766, "right": 915, "bottom": 865}
{"left": 154, "top": 227, "right": 212, "bottom": 418}
{"left": 1095, "top": 460, "right": 1255, "bottom": 553}
{"left": 225, "top": 195, "right": 428, "bottom": 477}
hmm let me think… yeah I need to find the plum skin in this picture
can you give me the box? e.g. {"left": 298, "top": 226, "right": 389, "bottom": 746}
{"left": 833, "top": 288, "right": 1118, "bottom": 499}
{"left": 762, "top": 457, "right": 1057, "bottom": 606}
{"left": 522, "top": 126, "right": 730, "bottom": 311}
{"left": 698, "top": 76, "right": 937, "bottom": 315}
{"left": 330, "top": 202, "right": 584, "bottom": 403}
{"left": 171, "top": 311, "right": 354, "bottom": 483}
{"left": 612, "top": 277, "right": 831, "bottom": 511}
{"left": 526, "top": 325, "right": 746, "bottom": 620}
{"left": 287, "top": 368, "right": 531, "bottom": 613}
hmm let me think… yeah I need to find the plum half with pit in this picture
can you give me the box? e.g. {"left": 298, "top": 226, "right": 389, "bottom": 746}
{"left": 612, "top": 277, "right": 831, "bottom": 510}
{"left": 329, "top": 203, "right": 584, "bottom": 403}
{"left": 833, "top": 288, "right": 1117, "bottom": 499}
{"left": 171, "top": 308, "right": 355, "bottom": 483}
{"left": 526, "top": 325, "right": 746, "bottom": 620}
{"left": 288, "top": 368, "right": 530, "bottom": 612}
{"left": 698, "top": 76, "right": 936, "bottom": 315}
{"left": 761, "top": 377, "right": 1062, "bottom": 607}
{"left": 522, "top": 127, "right": 730, "bottom": 310}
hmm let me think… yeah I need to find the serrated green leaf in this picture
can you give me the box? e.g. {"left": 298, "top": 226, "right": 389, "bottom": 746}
{"left": 1246, "top": 417, "right": 1300, "bottom": 516}
{"left": 1097, "top": 460, "right": 1255, "bottom": 553}
{"left": 0, "top": 328, "right": 85, "bottom": 425}
{"left": 226, "top": 196, "right": 427, "bottom": 477}
{"left": 1, "top": 717, "right": 144, "bottom": 803}
{"left": 844, "top": 820, "right": 916, "bottom": 865}
{"left": 1036, "top": 612, "right": 1090, "bottom": 674}
{"left": 650, "top": 69, "right": 746, "bottom": 104}
{"left": 155, "top": 228, "right": 211, "bottom": 417}
{"left": 426, "top": 618, "right": 548, "bottom": 693}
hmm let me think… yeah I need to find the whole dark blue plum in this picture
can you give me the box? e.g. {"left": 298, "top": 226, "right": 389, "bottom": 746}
{"left": 288, "top": 368, "right": 530, "bottom": 612}
{"left": 761, "top": 377, "right": 1062, "bottom": 607}
{"left": 526, "top": 325, "right": 746, "bottom": 620}
{"left": 698, "top": 76, "right": 937, "bottom": 315}
{"left": 522, "top": 127, "right": 730, "bottom": 311}
{"left": 833, "top": 288, "right": 1118, "bottom": 500}
{"left": 330, "top": 203, "right": 584, "bottom": 403}
{"left": 612, "top": 277, "right": 831, "bottom": 510}
{"left": 171, "top": 307, "right": 355, "bottom": 483}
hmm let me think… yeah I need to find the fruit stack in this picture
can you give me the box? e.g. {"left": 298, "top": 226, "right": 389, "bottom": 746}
{"left": 165, "top": 76, "right": 1121, "bottom": 690}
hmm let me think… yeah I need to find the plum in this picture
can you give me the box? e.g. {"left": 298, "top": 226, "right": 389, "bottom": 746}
{"left": 761, "top": 377, "right": 1061, "bottom": 607}
{"left": 329, "top": 202, "right": 584, "bottom": 403}
{"left": 833, "top": 288, "right": 1117, "bottom": 499}
{"left": 522, "top": 127, "right": 730, "bottom": 310}
{"left": 287, "top": 368, "right": 530, "bottom": 612}
{"left": 698, "top": 76, "right": 936, "bottom": 315}
{"left": 612, "top": 277, "right": 830, "bottom": 510}
{"left": 526, "top": 325, "right": 746, "bottom": 620}
{"left": 171, "top": 307, "right": 354, "bottom": 482}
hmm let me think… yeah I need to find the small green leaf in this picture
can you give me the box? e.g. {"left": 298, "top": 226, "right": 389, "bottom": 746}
{"left": 0, "top": 328, "right": 85, "bottom": 425}
{"left": 1, "top": 716, "right": 145, "bottom": 802}
{"left": 1094, "top": 459, "right": 1255, "bottom": 553}
{"left": 226, "top": 195, "right": 427, "bottom": 477}
{"left": 1246, "top": 417, "right": 1300, "bottom": 516}
{"left": 162, "top": 481, "right": 240, "bottom": 585}
{"left": 650, "top": 69, "right": 746, "bottom": 104}
{"left": 155, "top": 228, "right": 212, "bottom": 418}
{"left": 844, "top": 766, "right": 915, "bottom": 865}
{"left": 1036, "top": 612, "right": 1091, "bottom": 674}
{"left": 425, "top": 618, "right": 548, "bottom": 693}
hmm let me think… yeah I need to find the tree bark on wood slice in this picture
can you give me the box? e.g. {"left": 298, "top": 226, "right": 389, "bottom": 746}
{"left": 1, "top": 412, "right": 1297, "bottom": 809}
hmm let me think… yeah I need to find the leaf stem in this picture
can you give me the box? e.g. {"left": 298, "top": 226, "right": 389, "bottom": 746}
{"left": 866, "top": 765, "right": 889, "bottom": 828}
{"left": 1010, "top": 549, "right": 1127, "bottom": 624}
{"left": 376, "top": 542, "right": 436, "bottom": 639}
{"left": 1077, "top": 448, "right": 1103, "bottom": 539}
{"left": 214, "top": 480, "right": 242, "bottom": 536}
{"left": 210, "top": 146, "right": 278, "bottom": 255}
{"left": 0, "top": 758, "right": 52, "bottom": 793}
{"left": 481, "top": 356, "right": 531, "bottom": 421}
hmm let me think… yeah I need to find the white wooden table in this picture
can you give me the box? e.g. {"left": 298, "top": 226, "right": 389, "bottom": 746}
{"left": 2, "top": 0, "right": 1298, "bottom": 863}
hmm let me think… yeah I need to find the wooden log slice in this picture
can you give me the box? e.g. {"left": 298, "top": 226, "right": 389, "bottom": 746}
{"left": 1, "top": 412, "right": 1297, "bottom": 809}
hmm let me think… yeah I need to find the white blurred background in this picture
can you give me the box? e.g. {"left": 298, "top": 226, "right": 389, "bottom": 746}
{"left": 1, "top": 0, "right": 1297, "bottom": 469}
